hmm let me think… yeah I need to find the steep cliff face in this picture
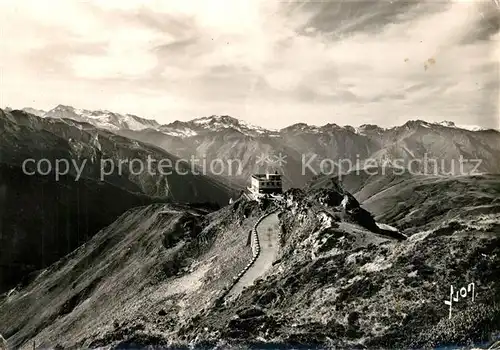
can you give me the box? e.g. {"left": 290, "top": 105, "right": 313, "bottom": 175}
{"left": 1, "top": 178, "right": 498, "bottom": 349}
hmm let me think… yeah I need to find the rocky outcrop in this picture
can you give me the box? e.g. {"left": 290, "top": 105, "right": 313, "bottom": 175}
{"left": 0, "top": 334, "right": 6, "bottom": 350}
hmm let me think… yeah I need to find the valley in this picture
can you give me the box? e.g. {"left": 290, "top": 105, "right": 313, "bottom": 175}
{"left": 0, "top": 108, "right": 499, "bottom": 349}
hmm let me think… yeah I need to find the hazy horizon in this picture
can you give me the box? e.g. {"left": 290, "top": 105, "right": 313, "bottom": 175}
{"left": 1, "top": 0, "right": 499, "bottom": 129}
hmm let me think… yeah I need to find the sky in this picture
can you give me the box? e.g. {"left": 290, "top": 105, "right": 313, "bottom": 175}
{"left": 0, "top": 0, "right": 499, "bottom": 129}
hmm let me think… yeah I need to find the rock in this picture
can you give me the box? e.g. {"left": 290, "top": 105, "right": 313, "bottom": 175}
{"left": 0, "top": 334, "right": 7, "bottom": 350}
{"left": 237, "top": 306, "right": 266, "bottom": 319}
{"left": 158, "top": 309, "right": 167, "bottom": 316}
{"left": 347, "top": 311, "right": 360, "bottom": 327}
{"left": 257, "top": 291, "right": 278, "bottom": 306}
{"left": 228, "top": 316, "right": 267, "bottom": 333}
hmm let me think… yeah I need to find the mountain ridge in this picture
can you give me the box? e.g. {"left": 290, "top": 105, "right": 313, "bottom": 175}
{"left": 7, "top": 105, "right": 498, "bottom": 136}
{"left": 4, "top": 107, "right": 500, "bottom": 191}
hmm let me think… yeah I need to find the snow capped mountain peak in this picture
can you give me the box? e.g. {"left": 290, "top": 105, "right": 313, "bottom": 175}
{"left": 44, "top": 105, "right": 159, "bottom": 131}
{"left": 192, "top": 115, "right": 238, "bottom": 125}
{"left": 455, "top": 124, "right": 489, "bottom": 132}
{"left": 190, "top": 115, "right": 241, "bottom": 131}
{"left": 398, "top": 119, "right": 490, "bottom": 132}
{"left": 322, "top": 123, "right": 361, "bottom": 134}
{"left": 52, "top": 104, "right": 77, "bottom": 113}
{"left": 356, "top": 124, "right": 386, "bottom": 135}
{"left": 402, "top": 119, "right": 433, "bottom": 129}
{"left": 22, "top": 107, "right": 46, "bottom": 117}
{"left": 342, "top": 125, "right": 356, "bottom": 134}
{"left": 280, "top": 123, "right": 319, "bottom": 133}
{"left": 437, "top": 121, "right": 456, "bottom": 127}
{"left": 190, "top": 115, "right": 270, "bottom": 135}
{"left": 122, "top": 113, "right": 160, "bottom": 130}
{"left": 428, "top": 120, "right": 487, "bottom": 132}
{"left": 287, "top": 122, "right": 309, "bottom": 129}
{"left": 159, "top": 122, "right": 199, "bottom": 137}
{"left": 322, "top": 123, "right": 341, "bottom": 129}
{"left": 159, "top": 115, "right": 272, "bottom": 137}
{"left": 281, "top": 122, "right": 359, "bottom": 134}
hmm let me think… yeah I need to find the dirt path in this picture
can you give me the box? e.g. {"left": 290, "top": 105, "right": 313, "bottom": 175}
{"left": 226, "top": 212, "right": 280, "bottom": 299}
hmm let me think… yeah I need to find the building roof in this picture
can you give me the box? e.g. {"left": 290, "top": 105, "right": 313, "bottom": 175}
{"left": 251, "top": 172, "right": 282, "bottom": 179}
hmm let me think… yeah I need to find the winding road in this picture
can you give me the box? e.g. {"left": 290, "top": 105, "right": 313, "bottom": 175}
{"left": 226, "top": 212, "right": 281, "bottom": 299}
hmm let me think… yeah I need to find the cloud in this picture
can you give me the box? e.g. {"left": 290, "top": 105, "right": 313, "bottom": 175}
{"left": 0, "top": 0, "right": 498, "bottom": 129}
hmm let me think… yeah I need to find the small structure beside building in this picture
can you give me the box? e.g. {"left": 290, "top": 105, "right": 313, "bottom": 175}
{"left": 248, "top": 171, "right": 283, "bottom": 197}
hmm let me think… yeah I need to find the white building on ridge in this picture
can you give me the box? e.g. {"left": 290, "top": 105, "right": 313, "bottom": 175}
{"left": 248, "top": 171, "right": 283, "bottom": 197}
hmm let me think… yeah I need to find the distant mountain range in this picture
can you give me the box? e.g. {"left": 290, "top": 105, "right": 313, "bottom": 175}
{"left": 14, "top": 104, "right": 497, "bottom": 135}
{"left": 6, "top": 105, "right": 500, "bottom": 190}
{"left": 1, "top": 108, "right": 238, "bottom": 202}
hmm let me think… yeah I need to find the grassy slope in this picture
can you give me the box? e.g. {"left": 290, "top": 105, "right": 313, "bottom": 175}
{"left": 309, "top": 170, "right": 500, "bottom": 235}
{"left": 0, "top": 200, "right": 264, "bottom": 349}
